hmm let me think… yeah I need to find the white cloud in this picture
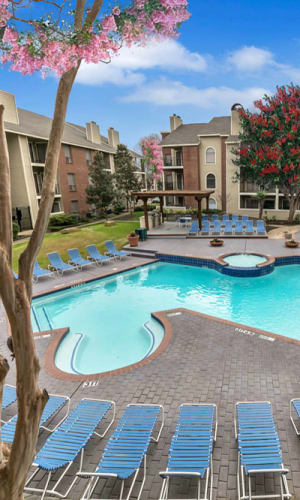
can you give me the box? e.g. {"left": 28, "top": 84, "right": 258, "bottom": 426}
{"left": 228, "top": 46, "right": 274, "bottom": 72}
{"left": 122, "top": 79, "right": 270, "bottom": 109}
{"left": 76, "top": 40, "right": 208, "bottom": 86}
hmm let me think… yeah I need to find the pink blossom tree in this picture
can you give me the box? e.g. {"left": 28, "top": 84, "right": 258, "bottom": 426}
{"left": 0, "top": 1, "right": 190, "bottom": 498}
{"left": 141, "top": 136, "right": 164, "bottom": 189}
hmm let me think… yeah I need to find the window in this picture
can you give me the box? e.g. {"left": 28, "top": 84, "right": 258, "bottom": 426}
{"left": 71, "top": 200, "right": 79, "bottom": 213}
{"left": 51, "top": 200, "right": 62, "bottom": 213}
{"left": 33, "top": 167, "right": 44, "bottom": 195}
{"left": 206, "top": 173, "right": 216, "bottom": 189}
{"left": 175, "top": 149, "right": 182, "bottom": 166}
{"left": 165, "top": 173, "right": 173, "bottom": 190}
{"left": 278, "top": 197, "right": 289, "bottom": 210}
{"left": 209, "top": 198, "right": 217, "bottom": 209}
{"left": 240, "top": 196, "right": 259, "bottom": 209}
{"left": 164, "top": 154, "right": 172, "bottom": 166}
{"left": 64, "top": 145, "right": 72, "bottom": 164}
{"left": 85, "top": 150, "right": 92, "bottom": 166}
{"left": 206, "top": 147, "right": 216, "bottom": 164}
{"left": 29, "top": 141, "right": 47, "bottom": 163}
{"left": 177, "top": 173, "right": 184, "bottom": 190}
{"left": 67, "top": 173, "right": 76, "bottom": 192}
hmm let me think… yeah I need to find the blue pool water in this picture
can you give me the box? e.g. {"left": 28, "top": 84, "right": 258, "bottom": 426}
{"left": 31, "top": 262, "right": 300, "bottom": 375}
{"left": 223, "top": 254, "right": 267, "bottom": 267}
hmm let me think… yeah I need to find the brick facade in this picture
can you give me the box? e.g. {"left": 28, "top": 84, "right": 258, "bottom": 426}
{"left": 58, "top": 145, "right": 91, "bottom": 214}
{"left": 182, "top": 146, "right": 200, "bottom": 208}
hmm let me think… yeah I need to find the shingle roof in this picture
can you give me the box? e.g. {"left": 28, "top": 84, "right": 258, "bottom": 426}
{"left": 161, "top": 116, "right": 231, "bottom": 146}
{"left": 4, "top": 108, "right": 115, "bottom": 154}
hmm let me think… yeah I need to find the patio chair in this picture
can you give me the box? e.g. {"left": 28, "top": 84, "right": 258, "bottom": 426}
{"left": 212, "top": 215, "right": 219, "bottom": 222}
{"left": 77, "top": 403, "right": 164, "bottom": 500}
{"left": 189, "top": 220, "right": 199, "bottom": 235}
{"left": 245, "top": 220, "right": 254, "bottom": 235}
{"left": 224, "top": 221, "right": 233, "bottom": 235}
{"left": 200, "top": 222, "right": 210, "bottom": 236}
{"left": 212, "top": 221, "right": 221, "bottom": 236}
{"left": 202, "top": 215, "right": 209, "bottom": 222}
{"left": 105, "top": 240, "right": 130, "bottom": 260}
{"left": 160, "top": 403, "right": 217, "bottom": 500}
{"left": 47, "top": 252, "right": 76, "bottom": 275}
{"left": 2, "top": 393, "right": 70, "bottom": 443}
{"left": 232, "top": 215, "right": 239, "bottom": 225}
{"left": 86, "top": 245, "right": 114, "bottom": 265}
{"left": 222, "top": 214, "right": 229, "bottom": 222}
{"left": 242, "top": 215, "right": 248, "bottom": 225}
{"left": 235, "top": 221, "right": 243, "bottom": 235}
{"left": 25, "top": 398, "right": 115, "bottom": 500}
{"left": 67, "top": 248, "right": 94, "bottom": 270}
{"left": 1, "top": 385, "right": 17, "bottom": 422}
{"left": 256, "top": 220, "right": 266, "bottom": 235}
{"left": 235, "top": 401, "right": 290, "bottom": 500}
{"left": 289, "top": 398, "right": 300, "bottom": 435}
{"left": 33, "top": 260, "right": 54, "bottom": 282}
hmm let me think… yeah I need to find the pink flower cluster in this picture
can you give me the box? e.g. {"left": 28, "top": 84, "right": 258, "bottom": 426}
{"left": 0, "top": 0, "right": 10, "bottom": 28}
{"left": 0, "top": 0, "right": 190, "bottom": 76}
{"left": 141, "top": 138, "right": 164, "bottom": 179}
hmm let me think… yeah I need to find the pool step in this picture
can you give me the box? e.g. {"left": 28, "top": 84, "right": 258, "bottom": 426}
{"left": 123, "top": 246, "right": 157, "bottom": 259}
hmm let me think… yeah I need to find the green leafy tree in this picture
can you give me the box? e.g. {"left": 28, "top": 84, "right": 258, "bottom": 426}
{"left": 233, "top": 85, "right": 300, "bottom": 222}
{"left": 86, "top": 152, "right": 115, "bottom": 217}
{"left": 114, "top": 144, "right": 142, "bottom": 213}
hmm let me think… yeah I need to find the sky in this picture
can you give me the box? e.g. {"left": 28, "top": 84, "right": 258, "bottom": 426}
{"left": 1, "top": 0, "right": 300, "bottom": 149}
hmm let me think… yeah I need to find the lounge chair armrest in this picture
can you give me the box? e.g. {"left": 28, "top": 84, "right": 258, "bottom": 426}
{"left": 247, "top": 468, "right": 289, "bottom": 475}
{"left": 159, "top": 471, "right": 202, "bottom": 478}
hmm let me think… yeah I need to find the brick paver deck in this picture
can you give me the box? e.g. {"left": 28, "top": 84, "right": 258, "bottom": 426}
{"left": 3, "top": 307, "right": 300, "bottom": 499}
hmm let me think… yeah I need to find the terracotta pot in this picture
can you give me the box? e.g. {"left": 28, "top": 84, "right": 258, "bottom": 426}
{"left": 128, "top": 235, "right": 139, "bottom": 247}
{"left": 210, "top": 240, "right": 224, "bottom": 247}
{"left": 285, "top": 240, "right": 299, "bottom": 248}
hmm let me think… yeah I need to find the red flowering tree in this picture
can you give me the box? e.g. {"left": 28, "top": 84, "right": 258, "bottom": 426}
{"left": 0, "top": 1, "right": 190, "bottom": 498}
{"left": 233, "top": 85, "right": 300, "bottom": 222}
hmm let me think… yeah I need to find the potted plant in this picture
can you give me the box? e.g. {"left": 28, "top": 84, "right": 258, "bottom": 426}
{"left": 285, "top": 239, "right": 299, "bottom": 248}
{"left": 210, "top": 238, "right": 224, "bottom": 247}
{"left": 128, "top": 231, "right": 139, "bottom": 247}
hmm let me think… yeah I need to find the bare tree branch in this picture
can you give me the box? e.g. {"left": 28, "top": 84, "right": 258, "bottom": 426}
{"left": 74, "top": 0, "right": 85, "bottom": 29}
{"left": 85, "top": 0, "right": 104, "bottom": 26}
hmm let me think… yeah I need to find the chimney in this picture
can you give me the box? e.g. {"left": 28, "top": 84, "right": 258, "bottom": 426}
{"left": 86, "top": 121, "right": 101, "bottom": 144}
{"left": 170, "top": 114, "right": 183, "bottom": 132}
{"left": 108, "top": 127, "right": 120, "bottom": 147}
{"left": 231, "top": 103, "right": 242, "bottom": 135}
{"left": 0, "top": 90, "right": 19, "bottom": 124}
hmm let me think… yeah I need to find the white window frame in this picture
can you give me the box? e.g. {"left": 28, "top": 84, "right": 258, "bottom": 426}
{"left": 205, "top": 147, "right": 216, "bottom": 164}
{"left": 208, "top": 197, "right": 217, "bottom": 210}
{"left": 206, "top": 172, "right": 216, "bottom": 189}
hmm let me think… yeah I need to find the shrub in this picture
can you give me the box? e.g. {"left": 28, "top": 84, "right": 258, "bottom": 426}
{"left": 113, "top": 201, "right": 125, "bottom": 214}
{"left": 13, "top": 222, "right": 19, "bottom": 240}
{"left": 48, "top": 213, "right": 80, "bottom": 227}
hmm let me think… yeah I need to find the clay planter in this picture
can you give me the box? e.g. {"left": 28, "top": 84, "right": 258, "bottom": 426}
{"left": 210, "top": 239, "right": 224, "bottom": 247}
{"left": 128, "top": 234, "right": 139, "bottom": 247}
{"left": 285, "top": 240, "right": 299, "bottom": 248}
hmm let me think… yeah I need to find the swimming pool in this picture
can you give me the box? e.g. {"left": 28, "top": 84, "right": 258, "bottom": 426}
{"left": 223, "top": 254, "right": 267, "bottom": 267}
{"left": 31, "top": 262, "right": 300, "bottom": 375}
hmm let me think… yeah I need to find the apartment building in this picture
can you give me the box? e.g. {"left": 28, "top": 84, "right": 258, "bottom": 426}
{"left": 161, "top": 106, "right": 297, "bottom": 219}
{"left": 1, "top": 89, "right": 143, "bottom": 229}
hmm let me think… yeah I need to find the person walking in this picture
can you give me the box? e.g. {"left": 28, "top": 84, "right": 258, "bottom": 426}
{"left": 16, "top": 207, "right": 22, "bottom": 231}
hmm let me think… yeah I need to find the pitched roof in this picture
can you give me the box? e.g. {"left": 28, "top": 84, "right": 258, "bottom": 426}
{"left": 4, "top": 108, "right": 115, "bottom": 154}
{"left": 161, "top": 116, "right": 231, "bottom": 146}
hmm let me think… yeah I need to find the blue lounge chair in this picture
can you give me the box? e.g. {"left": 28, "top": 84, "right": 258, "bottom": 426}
{"left": 1, "top": 385, "right": 16, "bottom": 421}
{"left": 160, "top": 404, "right": 217, "bottom": 500}
{"left": 25, "top": 398, "right": 115, "bottom": 500}
{"left": 290, "top": 398, "right": 300, "bottom": 435}
{"left": 232, "top": 215, "right": 239, "bottom": 225}
{"left": 33, "top": 260, "right": 54, "bottom": 282}
{"left": 67, "top": 248, "right": 93, "bottom": 269}
{"left": 77, "top": 403, "right": 164, "bottom": 500}
{"left": 202, "top": 215, "right": 209, "bottom": 222}
{"left": 235, "top": 221, "right": 243, "bottom": 235}
{"left": 189, "top": 221, "right": 199, "bottom": 235}
{"left": 201, "top": 222, "right": 210, "bottom": 236}
{"left": 242, "top": 215, "right": 248, "bottom": 225}
{"left": 224, "top": 220, "right": 233, "bottom": 235}
{"left": 47, "top": 252, "right": 76, "bottom": 275}
{"left": 212, "top": 214, "right": 219, "bottom": 222}
{"left": 212, "top": 221, "right": 221, "bottom": 235}
{"left": 245, "top": 220, "right": 254, "bottom": 235}
{"left": 235, "top": 401, "right": 290, "bottom": 500}
{"left": 257, "top": 220, "right": 266, "bottom": 235}
{"left": 86, "top": 245, "right": 114, "bottom": 265}
{"left": 2, "top": 393, "right": 70, "bottom": 442}
{"left": 105, "top": 240, "right": 130, "bottom": 260}
{"left": 222, "top": 214, "right": 229, "bottom": 222}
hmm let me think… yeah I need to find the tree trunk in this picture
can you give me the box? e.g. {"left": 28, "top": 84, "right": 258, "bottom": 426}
{"left": 288, "top": 197, "right": 296, "bottom": 223}
{"left": 258, "top": 199, "right": 264, "bottom": 220}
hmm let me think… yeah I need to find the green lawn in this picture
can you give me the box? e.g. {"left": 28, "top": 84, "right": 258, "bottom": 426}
{"left": 13, "top": 221, "right": 139, "bottom": 272}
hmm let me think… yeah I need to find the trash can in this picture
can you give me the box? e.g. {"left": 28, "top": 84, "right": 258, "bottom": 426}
{"left": 135, "top": 228, "right": 147, "bottom": 241}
